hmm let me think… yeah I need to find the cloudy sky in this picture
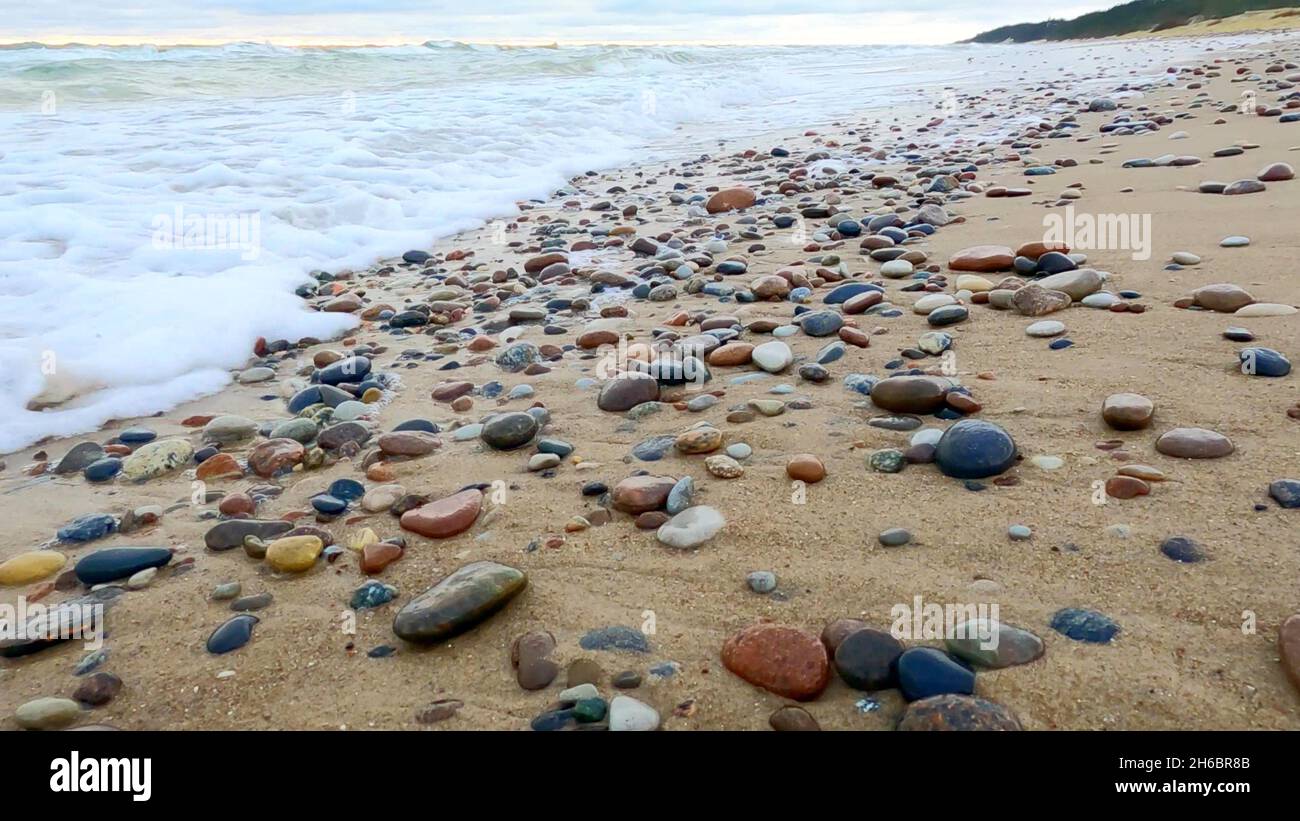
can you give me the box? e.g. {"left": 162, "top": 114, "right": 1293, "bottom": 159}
{"left": 5, "top": 1, "right": 1118, "bottom": 45}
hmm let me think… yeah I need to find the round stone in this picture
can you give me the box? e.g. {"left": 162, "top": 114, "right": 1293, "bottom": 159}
{"left": 1102, "top": 393, "right": 1154, "bottom": 430}
{"left": 786, "top": 454, "right": 826, "bottom": 483}
{"left": 870, "top": 376, "right": 949, "bottom": 414}
{"left": 1025, "top": 320, "right": 1065, "bottom": 337}
{"left": 834, "top": 628, "right": 904, "bottom": 690}
{"left": 481, "top": 412, "right": 539, "bottom": 450}
{"left": 264, "top": 536, "right": 323, "bottom": 573}
{"left": 1155, "top": 427, "right": 1234, "bottom": 459}
{"left": 657, "top": 506, "right": 726, "bottom": 549}
{"left": 721, "top": 622, "right": 831, "bottom": 701}
{"left": 897, "top": 647, "right": 975, "bottom": 701}
{"left": 934, "top": 419, "right": 1018, "bottom": 479}
{"left": 897, "top": 695, "right": 1022, "bottom": 731}
{"left": 0, "top": 551, "right": 67, "bottom": 586}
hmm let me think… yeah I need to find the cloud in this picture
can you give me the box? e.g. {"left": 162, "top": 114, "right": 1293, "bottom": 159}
{"left": 3, "top": 1, "right": 1119, "bottom": 45}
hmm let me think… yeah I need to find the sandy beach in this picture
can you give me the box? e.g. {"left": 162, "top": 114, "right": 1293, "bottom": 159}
{"left": 2, "top": 29, "right": 1299, "bottom": 732}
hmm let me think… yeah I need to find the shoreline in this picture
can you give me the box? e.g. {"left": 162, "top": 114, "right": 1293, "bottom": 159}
{"left": 2, "top": 31, "right": 1299, "bottom": 730}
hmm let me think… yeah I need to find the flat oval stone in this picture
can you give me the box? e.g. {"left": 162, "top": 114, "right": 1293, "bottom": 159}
{"left": 1102, "top": 393, "right": 1154, "bottom": 430}
{"left": 392, "top": 561, "right": 527, "bottom": 644}
{"left": 15, "top": 697, "right": 82, "bottom": 730}
{"left": 721, "top": 622, "right": 831, "bottom": 701}
{"left": 1050, "top": 607, "right": 1119, "bottom": 643}
{"left": 1160, "top": 535, "right": 1206, "bottom": 563}
{"left": 612, "top": 475, "right": 676, "bottom": 514}
{"left": 1280, "top": 614, "right": 1300, "bottom": 695}
{"left": 207, "top": 614, "right": 259, "bottom": 654}
{"left": 0, "top": 551, "right": 68, "bottom": 586}
{"left": 74, "top": 547, "right": 172, "bottom": 585}
{"left": 609, "top": 695, "right": 660, "bottom": 731}
{"left": 481, "top": 411, "right": 539, "bottom": 450}
{"left": 935, "top": 419, "right": 1018, "bottom": 479}
{"left": 897, "top": 694, "right": 1022, "bottom": 731}
{"left": 870, "top": 375, "right": 949, "bottom": 414}
{"left": 751, "top": 340, "right": 793, "bottom": 373}
{"left": 204, "top": 519, "right": 292, "bottom": 551}
{"left": 945, "top": 619, "right": 1045, "bottom": 669}
{"left": 769, "top": 705, "right": 821, "bottom": 731}
{"left": 1155, "top": 427, "right": 1234, "bottom": 459}
{"left": 120, "top": 439, "right": 194, "bottom": 482}
{"left": 399, "top": 489, "right": 484, "bottom": 538}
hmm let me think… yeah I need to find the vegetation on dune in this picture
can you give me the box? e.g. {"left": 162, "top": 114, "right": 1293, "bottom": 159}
{"left": 966, "top": 0, "right": 1296, "bottom": 42}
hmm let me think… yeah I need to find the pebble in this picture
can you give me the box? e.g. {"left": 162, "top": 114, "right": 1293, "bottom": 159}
{"left": 608, "top": 696, "right": 660, "bottom": 731}
{"left": 721, "top": 623, "right": 831, "bottom": 701}
{"left": 75, "top": 547, "right": 171, "bottom": 585}
{"left": 945, "top": 619, "right": 1044, "bottom": 668}
{"left": 897, "top": 694, "right": 1022, "bottom": 731}
{"left": 1160, "top": 535, "right": 1206, "bottom": 563}
{"left": 393, "top": 561, "right": 527, "bottom": 644}
{"left": 73, "top": 672, "right": 123, "bottom": 707}
{"left": 207, "top": 614, "right": 259, "bottom": 654}
{"left": 657, "top": 505, "right": 726, "bottom": 549}
{"left": 878, "top": 527, "right": 912, "bottom": 547}
{"left": 747, "top": 571, "right": 777, "bottom": 593}
{"left": 896, "top": 647, "right": 976, "bottom": 701}
{"left": 934, "top": 419, "right": 1017, "bottom": 479}
{"left": 751, "top": 340, "right": 793, "bottom": 373}
{"left": 0, "top": 551, "right": 67, "bottom": 586}
{"left": 400, "top": 488, "right": 483, "bottom": 538}
{"left": 1155, "top": 427, "right": 1234, "bottom": 459}
{"left": 580, "top": 626, "right": 650, "bottom": 653}
{"left": 769, "top": 706, "right": 821, "bottom": 731}
{"left": 15, "top": 697, "right": 82, "bottom": 730}
{"left": 1050, "top": 608, "right": 1119, "bottom": 643}
{"left": 833, "top": 628, "right": 903, "bottom": 690}
{"left": 1269, "top": 479, "right": 1300, "bottom": 509}
{"left": 1102, "top": 393, "right": 1154, "bottom": 430}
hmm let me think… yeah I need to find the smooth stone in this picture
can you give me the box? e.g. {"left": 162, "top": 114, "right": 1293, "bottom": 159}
{"left": 751, "top": 341, "right": 794, "bottom": 373}
{"left": 1025, "top": 320, "right": 1065, "bottom": 337}
{"left": 1155, "top": 427, "right": 1234, "bottom": 459}
{"left": 73, "top": 672, "right": 123, "bottom": 706}
{"left": 666, "top": 476, "right": 695, "bottom": 514}
{"left": 1160, "top": 535, "right": 1206, "bottom": 563}
{"left": 207, "top": 614, "right": 258, "bottom": 654}
{"left": 869, "top": 375, "right": 949, "bottom": 414}
{"left": 265, "top": 536, "right": 323, "bottom": 573}
{"left": 935, "top": 419, "right": 1017, "bottom": 479}
{"left": 1102, "top": 393, "right": 1154, "bottom": 430}
{"left": 231, "top": 592, "right": 274, "bottom": 612}
{"left": 747, "top": 570, "right": 777, "bottom": 593}
{"left": 0, "top": 551, "right": 67, "bottom": 586}
{"left": 608, "top": 696, "right": 660, "bottom": 731}
{"left": 74, "top": 548, "right": 171, "bottom": 585}
{"left": 878, "top": 527, "right": 912, "bottom": 547}
{"left": 721, "top": 622, "right": 831, "bottom": 701}
{"left": 897, "top": 647, "right": 975, "bottom": 701}
{"left": 204, "top": 519, "right": 292, "bottom": 551}
{"left": 612, "top": 475, "right": 676, "bottom": 513}
{"left": 57, "top": 513, "right": 117, "bottom": 543}
{"left": 1239, "top": 347, "right": 1291, "bottom": 377}
{"left": 927, "top": 305, "right": 968, "bottom": 327}
{"left": 203, "top": 415, "right": 260, "bottom": 444}
{"left": 121, "top": 439, "right": 194, "bottom": 481}
{"left": 1192, "top": 283, "right": 1255, "bottom": 313}
{"left": 55, "top": 442, "right": 105, "bottom": 474}
{"left": 1235, "top": 303, "right": 1297, "bottom": 317}
{"left": 392, "top": 561, "right": 527, "bottom": 644}
{"left": 580, "top": 625, "right": 650, "bottom": 653}
{"left": 1008, "top": 524, "right": 1032, "bottom": 540}
{"left": 400, "top": 489, "right": 484, "bottom": 538}
{"left": 769, "top": 706, "right": 821, "bottom": 731}
{"left": 15, "top": 697, "right": 81, "bottom": 730}
{"left": 1280, "top": 615, "right": 1300, "bottom": 695}
{"left": 657, "top": 506, "right": 725, "bottom": 549}
{"left": 1268, "top": 479, "right": 1300, "bottom": 509}
{"left": 480, "top": 411, "right": 539, "bottom": 450}
{"left": 83, "top": 458, "right": 123, "bottom": 483}
{"left": 1036, "top": 268, "right": 1103, "bottom": 300}
{"left": 597, "top": 374, "right": 660, "bottom": 412}
{"left": 945, "top": 619, "right": 1044, "bottom": 669}
{"left": 834, "top": 628, "right": 904, "bottom": 690}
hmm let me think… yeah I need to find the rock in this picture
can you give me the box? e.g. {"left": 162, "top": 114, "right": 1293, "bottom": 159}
{"left": 120, "top": 439, "right": 194, "bottom": 482}
{"left": 1050, "top": 607, "right": 1119, "bottom": 643}
{"left": 1268, "top": 479, "right": 1300, "bottom": 509}
{"left": 1223, "top": 179, "right": 1266, "bottom": 195}
{"left": 878, "top": 527, "right": 912, "bottom": 546}
{"left": 609, "top": 696, "right": 660, "bottom": 731}
{"left": 400, "top": 489, "right": 484, "bottom": 538}
{"left": 612, "top": 475, "right": 676, "bottom": 514}
{"left": 15, "top": 697, "right": 81, "bottom": 730}
{"left": 1280, "top": 614, "right": 1300, "bottom": 695}
{"left": 126, "top": 567, "right": 157, "bottom": 589}
{"left": 786, "top": 454, "right": 826, "bottom": 483}
{"left": 580, "top": 626, "right": 650, "bottom": 653}
{"left": 751, "top": 341, "right": 793, "bottom": 373}
{"left": 376, "top": 431, "right": 440, "bottom": 456}
{"left": 705, "top": 454, "right": 743, "bottom": 478}
{"left": 747, "top": 570, "right": 777, "bottom": 593}
{"left": 799, "top": 310, "right": 843, "bottom": 337}
{"left": 897, "top": 647, "right": 975, "bottom": 701}
{"left": 597, "top": 374, "right": 660, "bottom": 412}
{"left": 1012, "top": 284, "right": 1072, "bottom": 316}
{"left": 1235, "top": 303, "right": 1297, "bottom": 317}
{"left": 207, "top": 614, "right": 258, "bottom": 654}
{"left": 57, "top": 513, "right": 116, "bottom": 543}
{"left": 705, "top": 187, "right": 756, "bottom": 214}
{"left": 361, "top": 541, "right": 404, "bottom": 574}
{"left": 656, "top": 506, "right": 725, "bottom": 549}
{"left": 1192, "top": 283, "right": 1255, "bottom": 313}
{"left": 481, "top": 412, "right": 539, "bottom": 450}
{"left": 0, "top": 551, "right": 67, "bottom": 586}
{"left": 1240, "top": 347, "right": 1291, "bottom": 377}
{"left": 264, "top": 535, "right": 323, "bottom": 573}
{"left": 392, "top": 561, "right": 527, "bottom": 644}
{"left": 666, "top": 476, "right": 695, "bottom": 515}
{"left": 1035, "top": 268, "right": 1103, "bottom": 300}
{"left": 415, "top": 699, "right": 463, "bottom": 724}
{"left": 204, "top": 519, "right": 292, "bottom": 551}
{"left": 721, "top": 623, "right": 831, "bottom": 701}
{"left": 75, "top": 547, "right": 171, "bottom": 585}
{"left": 935, "top": 419, "right": 1017, "bottom": 479}
{"left": 1106, "top": 476, "right": 1149, "bottom": 499}
{"left": 1102, "top": 393, "right": 1154, "bottom": 430}
{"left": 1160, "top": 535, "right": 1206, "bottom": 563}
{"left": 248, "top": 438, "right": 305, "bottom": 477}
{"left": 870, "top": 375, "right": 949, "bottom": 414}
{"left": 945, "top": 620, "right": 1044, "bottom": 669}
{"left": 948, "top": 245, "right": 1014, "bottom": 272}
{"left": 1155, "top": 427, "right": 1234, "bottom": 459}
{"left": 1025, "top": 320, "right": 1065, "bottom": 337}
{"left": 73, "top": 672, "right": 123, "bottom": 706}
{"left": 55, "top": 442, "right": 105, "bottom": 474}
{"left": 1257, "top": 162, "right": 1294, "bottom": 182}
{"left": 317, "top": 355, "right": 370, "bottom": 386}
{"left": 675, "top": 426, "right": 723, "bottom": 454}
{"left": 927, "top": 305, "right": 969, "bottom": 327}
{"left": 202, "top": 415, "right": 259, "bottom": 444}
{"left": 231, "top": 592, "right": 274, "bottom": 612}
{"left": 512, "top": 631, "right": 559, "bottom": 691}
{"left": 834, "top": 628, "right": 904, "bottom": 690}
{"left": 769, "top": 706, "right": 821, "bottom": 731}
{"left": 351, "top": 580, "right": 398, "bottom": 610}
{"left": 897, "top": 695, "right": 1022, "bottom": 731}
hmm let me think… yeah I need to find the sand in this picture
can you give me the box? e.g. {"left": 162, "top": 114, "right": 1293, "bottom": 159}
{"left": 1, "top": 32, "right": 1299, "bottom": 731}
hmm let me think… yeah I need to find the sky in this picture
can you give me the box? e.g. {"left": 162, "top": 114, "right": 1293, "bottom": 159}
{"left": 2, "top": 1, "right": 1121, "bottom": 46}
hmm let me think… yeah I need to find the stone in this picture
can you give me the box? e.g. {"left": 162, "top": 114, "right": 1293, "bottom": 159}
{"left": 400, "top": 489, "right": 484, "bottom": 538}
{"left": 57, "top": 513, "right": 116, "bottom": 543}
{"left": 204, "top": 519, "right": 292, "bottom": 551}
{"left": 248, "top": 438, "right": 305, "bottom": 477}
{"left": 264, "top": 535, "right": 323, "bottom": 573}
{"left": 1106, "top": 476, "right": 1150, "bottom": 499}
{"left": 55, "top": 442, "right": 105, "bottom": 474}
{"left": 376, "top": 431, "right": 440, "bottom": 456}
{"left": 392, "top": 561, "right": 527, "bottom": 644}
{"left": 73, "top": 672, "right": 123, "bottom": 706}
{"left": 751, "top": 341, "right": 793, "bottom": 373}
{"left": 1160, "top": 535, "right": 1206, "bottom": 563}
{"left": 481, "top": 412, "right": 539, "bottom": 450}
{"left": 799, "top": 310, "right": 843, "bottom": 337}
{"left": 609, "top": 696, "right": 660, "bottom": 731}
{"left": 948, "top": 245, "right": 1014, "bottom": 273}
{"left": 897, "top": 695, "right": 1022, "bottom": 731}
{"left": 1102, "top": 393, "right": 1154, "bottom": 430}
{"left": 769, "top": 706, "right": 821, "bottom": 731}
{"left": 612, "top": 475, "right": 676, "bottom": 514}
{"left": 747, "top": 571, "right": 777, "bottom": 593}
{"left": 834, "top": 628, "right": 904, "bottom": 690}
{"left": 897, "top": 647, "right": 975, "bottom": 701}
{"left": 666, "top": 476, "right": 695, "bottom": 515}
{"left": 705, "top": 187, "right": 756, "bottom": 214}
{"left": 675, "top": 426, "right": 723, "bottom": 454}
{"left": 656, "top": 505, "right": 725, "bottom": 549}
{"left": 1235, "top": 303, "right": 1297, "bottom": 317}
{"left": 361, "top": 541, "right": 404, "bottom": 574}
{"left": 207, "top": 614, "right": 258, "bottom": 654}
{"left": 1240, "top": 347, "right": 1291, "bottom": 377}
{"left": 705, "top": 454, "right": 743, "bottom": 478}
{"left": 945, "top": 620, "right": 1044, "bottom": 669}
{"left": 0, "top": 551, "right": 67, "bottom": 586}
{"left": 1280, "top": 614, "right": 1300, "bottom": 695}
{"left": 597, "top": 374, "right": 660, "bottom": 412}
{"left": 1050, "top": 607, "right": 1119, "bottom": 643}
{"left": 935, "top": 419, "right": 1017, "bottom": 479}
{"left": 786, "top": 454, "right": 826, "bottom": 483}
{"left": 1192, "top": 283, "right": 1255, "bottom": 313}
{"left": 580, "top": 626, "right": 650, "bottom": 653}
{"left": 1257, "top": 162, "right": 1294, "bottom": 182}
{"left": 1025, "top": 320, "right": 1066, "bottom": 337}
{"left": 231, "top": 592, "right": 273, "bottom": 612}
{"left": 15, "top": 697, "right": 81, "bottom": 730}
{"left": 870, "top": 376, "right": 949, "bottom": 414}
{"left": 1155, "top": 428, "right": 1234, "bottom": 459}
{"left": 708, "top": 342, "right": 754, "bottom": 366}
{"left": 75, "top": 547, "right": 171, "bottom": 585}
{"left": 512, "top": 631, "right": 559, "bottom": 691}
{"left": 1268, "top": 479, "right": 1300, "bottom": 509}
{"left": 721, "top": 623, "right": 831, "bottom": 701}
{"left": 1035, "top": 268, "right": 1103, "bottom": 300}
{"left": 878, "top": 527, "right": 912, "bottom": 547}
{"left": 120, "top": 439, "right": 193, "bottom": 482}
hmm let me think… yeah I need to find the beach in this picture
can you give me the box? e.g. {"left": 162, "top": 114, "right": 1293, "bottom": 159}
{"left": 2, "top": 29, "right": 1299, "bottom": 731}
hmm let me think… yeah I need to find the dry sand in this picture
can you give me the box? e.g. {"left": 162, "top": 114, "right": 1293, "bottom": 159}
{"left": 2, "top": 33, "right": 1299, "bottom": 731}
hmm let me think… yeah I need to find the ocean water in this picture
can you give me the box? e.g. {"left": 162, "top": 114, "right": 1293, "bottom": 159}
{"left": 0, "top": 36, "right": 1266, "bottom": 453}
